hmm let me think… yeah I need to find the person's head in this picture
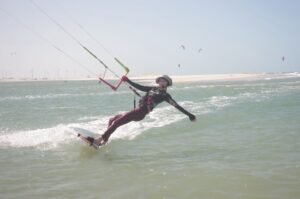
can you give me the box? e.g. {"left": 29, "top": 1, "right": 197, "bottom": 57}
{"left": 156, "top": 75, "right": 172, "bottom": 90}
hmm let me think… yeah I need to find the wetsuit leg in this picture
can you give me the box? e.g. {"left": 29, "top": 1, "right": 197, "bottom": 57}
{"left": 108, "top": 114, "right": 123, "bottom": 128}
{"left": 102, "top": 108, "right": 148, "bottom": 141}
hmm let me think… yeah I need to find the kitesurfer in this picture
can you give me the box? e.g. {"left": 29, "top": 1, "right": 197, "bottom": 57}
{"left": 87, "top": 75, "right": 196, "bottom": 146}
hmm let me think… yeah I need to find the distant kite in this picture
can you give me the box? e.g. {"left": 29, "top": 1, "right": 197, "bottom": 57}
{"left": 198, "top": 48, "right": 203, "bottom": 53}
{"left": 180, "top": 45, "right": 185, "bottom": 50}
{"left": 282, "top": 56, "right": 285, "bottom": 62}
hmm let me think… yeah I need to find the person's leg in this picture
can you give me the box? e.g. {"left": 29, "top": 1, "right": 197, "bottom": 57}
{"left": 108, "top": 114, "right": 123, "bottom": 128}
{"left": 96, "top": 108, "right": 147, "bottom": 144}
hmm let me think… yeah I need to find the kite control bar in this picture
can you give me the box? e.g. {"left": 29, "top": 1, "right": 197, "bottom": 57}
{"left": 98, "top": 74, "right": 141, "bottom": 98}
{"left": 98, "top": 76, "right": 141, "bottom": 98}
{"left": 98, "top": 77, "right": 123, "bottom": 91}
{"left": 98, "top": 59, "right": 129, "bottom": 91}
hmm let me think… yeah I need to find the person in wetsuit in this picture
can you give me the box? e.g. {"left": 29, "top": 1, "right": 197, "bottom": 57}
{"left": 92, "top": 75, "right": 196, "bottom": 146}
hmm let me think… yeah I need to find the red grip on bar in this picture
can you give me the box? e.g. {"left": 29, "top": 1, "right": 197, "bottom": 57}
{"left": 98, "top": 77, "right": 123, "bottom": 91}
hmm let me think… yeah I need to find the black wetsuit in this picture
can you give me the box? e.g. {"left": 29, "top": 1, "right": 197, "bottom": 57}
{"left": 101, "top": 78, "right": 194, "bottom": 141}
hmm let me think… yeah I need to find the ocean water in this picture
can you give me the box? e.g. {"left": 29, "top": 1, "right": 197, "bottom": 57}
{"left": 0, "top": 74, "right": 300, "bottom": 199}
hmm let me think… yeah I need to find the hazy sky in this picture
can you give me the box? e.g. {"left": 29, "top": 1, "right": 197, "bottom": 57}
{"left": 0, "top": 0, "right": 299, "bottom": 78}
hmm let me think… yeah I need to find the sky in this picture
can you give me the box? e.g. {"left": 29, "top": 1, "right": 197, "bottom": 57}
{"left": 0, "top": 0, "right": 299, "bottom": 79}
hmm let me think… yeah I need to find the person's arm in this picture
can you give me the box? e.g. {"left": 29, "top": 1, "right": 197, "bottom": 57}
{"left": 122, "top": 76, "right": 153, "bottom": 92}
{"left": 166, "top": 94, "right": 196, "bottom": 121}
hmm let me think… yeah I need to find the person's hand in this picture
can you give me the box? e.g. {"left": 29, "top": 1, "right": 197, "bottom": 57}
{"left": 189, "top": 114, "right": 196, "bottom": 122}
{"left": 121, "top": 76, "right": 129, "bottom": 82}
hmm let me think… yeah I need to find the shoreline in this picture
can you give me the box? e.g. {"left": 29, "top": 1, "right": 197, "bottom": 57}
{"left": 0, "top": 72, "right": 299, "bottom": 83}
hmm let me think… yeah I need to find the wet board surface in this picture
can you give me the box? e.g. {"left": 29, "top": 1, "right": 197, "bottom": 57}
{"left": 77, "top": 133, "right": 100, "bottom": 150}
{"left": 73, "top": 127, "right": 98, "bottom": 137}
{"left": 74, "top": 128, "right": 101, "bottom": 150}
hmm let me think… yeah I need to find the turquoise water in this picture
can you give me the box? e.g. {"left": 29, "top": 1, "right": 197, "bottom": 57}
{"left": 0, "top": 74, "right": 300, "bottom": 199}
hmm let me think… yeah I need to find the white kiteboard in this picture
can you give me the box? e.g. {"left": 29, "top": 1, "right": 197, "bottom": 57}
{"left": 74, "top": 128, "right": 102, "bottom": 150}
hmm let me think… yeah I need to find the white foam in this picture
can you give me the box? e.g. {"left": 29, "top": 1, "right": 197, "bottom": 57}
{"left": 0, "top": 125, "right": 75, "bottom": 150}
{"left": 0, "top": 101, "right": 203, "bottom": 150}
{"left": 0, "top": 116, "right": 111, "bottom": 150}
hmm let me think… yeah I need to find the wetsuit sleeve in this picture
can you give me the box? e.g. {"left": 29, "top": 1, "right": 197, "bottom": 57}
{"left": 165, "top": 94, "right": 194, "bottom": 117}
{"left": 126, "top": 78, "right": 153, "bottom": 92}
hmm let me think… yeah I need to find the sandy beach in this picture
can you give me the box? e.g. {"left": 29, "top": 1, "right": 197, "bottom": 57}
{"left": 1, "top": 73, "right": 299, "bottom": 83}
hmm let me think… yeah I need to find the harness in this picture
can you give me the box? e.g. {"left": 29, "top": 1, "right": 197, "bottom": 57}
{"left": 139, "top": 88, "right": 167, "bottom": 112}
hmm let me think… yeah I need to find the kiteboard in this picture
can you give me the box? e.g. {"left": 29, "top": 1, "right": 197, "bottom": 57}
{"left": 74, "top": 127, "right": 101, "bottom": 150}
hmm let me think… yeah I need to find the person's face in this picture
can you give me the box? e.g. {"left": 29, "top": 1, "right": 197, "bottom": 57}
{"left": 158, "top": 79, "right": 168, "bottom": 90}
